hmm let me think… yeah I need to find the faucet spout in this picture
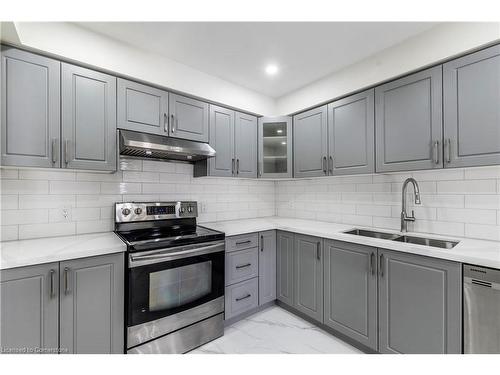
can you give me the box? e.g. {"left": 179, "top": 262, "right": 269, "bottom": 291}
{"left": 401, "top": 178, "right": 421, "bottom": 232}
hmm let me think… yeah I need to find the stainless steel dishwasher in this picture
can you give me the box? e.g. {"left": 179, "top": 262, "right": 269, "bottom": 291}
{"left": 463, "top": 264, "right": 500, "bottom": 353}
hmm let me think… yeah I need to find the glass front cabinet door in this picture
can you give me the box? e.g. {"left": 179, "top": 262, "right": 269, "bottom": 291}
{"left": 258, "top": 116, "right": 292, "bottom": 178}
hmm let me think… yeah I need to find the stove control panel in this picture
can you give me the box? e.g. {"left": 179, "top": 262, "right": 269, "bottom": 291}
{"left": 115, "top": 201, "right": 198, "bottom": 223}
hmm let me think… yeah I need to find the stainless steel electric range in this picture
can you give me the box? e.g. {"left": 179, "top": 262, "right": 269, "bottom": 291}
{"left": 114, "top": 201, "right": 225, "bottom": 354}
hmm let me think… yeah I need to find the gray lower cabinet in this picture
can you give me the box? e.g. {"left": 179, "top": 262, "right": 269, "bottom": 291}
{"left": 1, "top": 47, "right": 61, "bottom": 168}
{"left": 0, "top": 262, "right": 59, "bottom": 353}
{"left": 293, "top": 105, "right": 328, "bottom": 178}
{"left": 59, "top": 253, "right": 124, "bottom": 354}
{"left": 378, "top": 249, "right": 461, "bottom": 354}
{"left": 277, "top": 231, "right": 294, "bottom": 306}
{"left": 375, "top": 66, "right": 443, "bottom": 172}
{"left": 234, "top": 111, "right": 258, "bottom": 178}
{"left": 323, "top": 240, "right": 378, "bottom": 350}
{"left": 293, "top": 234, "right": 323, "bottom": 323}
{"left": 328, "top": 89, "right": 375, "bottom": 175}
{"left": 443, "top": 44, "right": 500, "bottom": 168}
{"left": 61, "top": 63, "right": 117, "bottom": 171}
{"left": 169, "top": 93, "right": 209, "bottom": 142}
{"left": 225, "top": 247, "right": 259, "bottom": 286}
{"left": 225, "top": 277, "right": 259, "bottom": 320}
{"left": 258, "top": 230, "right": 276, "bottom": 305}
{"left": 117, "top": 78, "right": 169, "bottom": 136}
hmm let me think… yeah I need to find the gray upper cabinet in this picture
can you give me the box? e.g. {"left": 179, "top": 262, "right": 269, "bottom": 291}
{"left": 375, "top": 66, "right": 443, "bottom": 172}
{"left": 443, "top": 44, "right": 500, "bottom": 168}
{"left": 117, "top": 78, "right": 168, "bottom": 136}
{"left": 61, "top": 63, "right": 117, "bottom": 171}
{"left": 258, "top": 230, "right": 277, "bottom": 305}
{"left": 207, "top": 104, "right": 235, "bottom": 177}
{"left": 234, "top": 112, "right": 258, "bottom": 178}
{"left": 0, "top": 262, "right": 59, "bottom": 353}
{"left": 293, "top": 105, "right": 328, "bottom": 178}
{"left": 277, "top": 231, "right": 294, "bottom": 306}
{"left": 378, "top": 249, "right": 461, "bottom": 354}
{"left": 1, "top": 47, "right": 61, "bottom": 168}
{"left": 59, "top": 253, "right": 124, "bottom": 354}
{"left": 293, "top": 234, "right": 323, "bottom": 323}
{"left": 328, "top": 89, "right": 375, "bottom": 175}
{"left": 258, "top": 116, "right": 292, "bottom": 178}
{"left": 169, "top": 93, "right": 209, "bottom": 142}
{"left": 323, "top": 240, "right": 378, "bottom": 350}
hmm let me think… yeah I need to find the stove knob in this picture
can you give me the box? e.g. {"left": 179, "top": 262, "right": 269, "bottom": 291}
{"left": 187, "top": 206, "right": 193, "bottom": 213}
{"left": 134, "top": 208, "right": 143, "bottom": 215}
{"left": 122, "top": 208, "right": 131, "bottom": 216}
{"left": 180, "top": 207, "right": 186, "bottom": 214}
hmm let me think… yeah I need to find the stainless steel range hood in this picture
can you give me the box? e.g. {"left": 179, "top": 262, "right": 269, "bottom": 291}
{"left": 119, "top": 130, "right": 216, "bottom": 162}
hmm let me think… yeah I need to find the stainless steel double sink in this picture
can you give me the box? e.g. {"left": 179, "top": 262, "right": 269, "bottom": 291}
{"left": 344, "top": 228, "right": 459, "bottom": 249}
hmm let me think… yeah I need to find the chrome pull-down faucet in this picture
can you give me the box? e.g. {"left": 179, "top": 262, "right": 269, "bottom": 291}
{"left": 401, "top": 178, "right": 421, "bottom": 232}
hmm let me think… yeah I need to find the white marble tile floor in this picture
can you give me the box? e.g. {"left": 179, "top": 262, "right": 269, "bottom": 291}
{"left": 190, "top": 306, "right": 362, "bottom": 354}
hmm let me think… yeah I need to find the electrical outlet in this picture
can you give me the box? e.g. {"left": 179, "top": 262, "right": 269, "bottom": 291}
{"left": 61, "top": 206, "right": 71, "bottom": 222}
{"left": 199, "top": 202, "right": 207, "bottom": 214}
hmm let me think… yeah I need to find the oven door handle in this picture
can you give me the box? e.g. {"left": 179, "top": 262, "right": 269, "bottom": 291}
{"left": 129, "top": 242, "right": 224, "bottom": 266}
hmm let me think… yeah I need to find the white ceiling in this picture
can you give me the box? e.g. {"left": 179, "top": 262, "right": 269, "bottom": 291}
{"left": 77, "top": 22, "right": 438, "bottom": 98}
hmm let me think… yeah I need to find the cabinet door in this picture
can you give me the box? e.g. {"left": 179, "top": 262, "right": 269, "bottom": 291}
{"left": 0, "top": 263, "right": 59, "bottom": 353}
{"left": 60, "top": 253, "right": 124, "bottom": 354}
{"left": 277, "top": 231, "right": 294, "bottom": 306}
{"left": 258, "top": 116, "right": 292, "bottom": 178}
{"left": 293, "top": 106, "right": 328, "bottom": 178}
{"left": 294, "top": 234, "right": 323, "bottom": 323}
{"left": 328, "top": 89, "right": 375, "bottom": 175}
{"left": 208, "top": 105, "right": 235, "bottom": 177}
{"left": 1, "top": 47, "right": 60, "bottom": 168}
{"left": 258, "top": 230, "right": 277, "bottom": 305}
{"left": 61, "top": 63, "right": 117, "bottom": 171}
{"left": 378, "top": 249, "right": 461, "bottom": 354}
{"left": 234, "top": 112, "right": 257, "bottom": 178}
{"left": 324, "top": 240, "right": 378, "bottom": 350}
{"left": 444, "top": 44, "right": 500, "bottom": 168}
{"left": 375, "top": 66, "right": 443, "bottom": 172}
{"left": 117, "top": 78, "right": 168, "bottom": 135}
{"left": 169, "top": 93, "right": 209, "bottom": 142}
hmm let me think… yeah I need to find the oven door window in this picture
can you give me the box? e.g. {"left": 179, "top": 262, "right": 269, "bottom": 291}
{"left": 128, "top": 251, "right": 224, "bottom": 327}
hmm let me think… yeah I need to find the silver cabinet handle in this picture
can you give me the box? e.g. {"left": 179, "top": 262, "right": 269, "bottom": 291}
{"left": 259, "top": 161, "right": 263, "bottom": 177}
{"left": 329, "top": 156, "right": 334, "bottom": 174}
{"left": 316, "top": 241, "right": 321, "bottom": 260}
{"left": 51, "top": 138, "right": 58, "bottom": 164}
{"left": 236, "top": 159, "right": 240, "bottom": 175}
{"left": 164, "top": 113, "right": 168, "bottom": 133}
{"left": 235, "top": 240, "right": 251, "bottom": 246}
{"left": 171, "top": 114, "right": 176, "bottom": 133}
{"left": 433, "top": 140, "right": 440, "bottom": 164}
{"left": 445, "top": 138, "right": 451, "bottom": 164}
{"left": 322, "top": 156, "right": 327, "bottom": 174}
{"left": 64, "top": 139, "right": 70, "bottom": 165}
{"left": 379, "top": 254, "right": 384, "bottom": 278}
{"left": 231, "top": 158, "right": 235, "bottom": 175}
{"left": 235, "top": 263, "right": 252, "bottom": 269}
{"left": 370, "top": 252, "right": 375, "bottom": 276}
{"left": 235, "top": 294, "right": 251, "bottom": 302}
{"left": 49, "top": 269, "right": 56, "bottom": 298}
{"left": 260, "top": 235, "right": 264, "bottom": 252}
{"left": 64, "top": 267, "right": 70, "bottom": 295}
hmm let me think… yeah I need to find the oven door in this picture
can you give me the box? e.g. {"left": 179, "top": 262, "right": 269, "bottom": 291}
{"left": 127, "top": 241, "right": 225, "bottom": 348}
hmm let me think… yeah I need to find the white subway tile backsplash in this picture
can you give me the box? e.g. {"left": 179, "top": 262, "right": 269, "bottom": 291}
{"left": 1, "top": 225, "right": 18, "bottom": 241}
{"left": 100, "top": 182, "right": 141, "bottom": 195}
{"left": 50, "top": 181, "right": 100, "bottom": 195}
{"left": 19, "top": 170, "right": 76, "bottom": 181}
{"left": 142, "top": 160, "right": 176, "bottom": 173}
{"left": 1, "top": 195, "right": 18, "bottom": 210}
{"left": 76, "top": 194, "right": 122, "bottom": 208}
{"left": 76, "top": 220, "right": 114, "bottom": 234}
{"left": 436, "top": 208, "right": 497, "bottom": 225}
{"left": 464, "top": 166, "right": 500, "bottom": 180}
{"left": 2, "top": 180, "right": 49, "bottom": 194}
{"left": 465, "top": 195, "right": 500, "bottom": 209}
{"left": 123, "top": 171, "right": 159, "bottom": 183}
{"left": 19, "top": 222, "right": 76, "bottom": 240}
{"left": 0, "top": 169, "right": 19, "bottom": 179}
{"left": 19, "top": 195, "right": 76, "bottom": 209}
{"left": 437, "top": 180, "right": 497, "bottom": 194}
{"left": 465, "top": 224, "right": 500, "bottom": 241}
{"left": 1, "top": 209, "right": 48, "bottom": 225}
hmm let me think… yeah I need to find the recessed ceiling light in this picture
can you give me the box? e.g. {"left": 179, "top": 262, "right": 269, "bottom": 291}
{"left": 265, "top": 64, "right": 278, "bottom": 76}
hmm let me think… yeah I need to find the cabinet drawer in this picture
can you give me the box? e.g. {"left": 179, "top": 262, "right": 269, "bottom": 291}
{"left": 226, "top": 233, "right": 259, "bottom": 253}
{"left": 224, "top": 278, "right": 258, "bottom": 320}
{"left": 225, "top": 247, "right": 258, "bottom": 286}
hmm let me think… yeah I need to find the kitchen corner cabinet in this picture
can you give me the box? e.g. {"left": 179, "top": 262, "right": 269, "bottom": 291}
{"left": 323, "top": 240, "right": 378, "bottom": 350}
{"left": 1, "top": 47, "right": 61, "bottom": 168}
{"left": 258, "top": 230, "right": 277, "bottom": 305}
{"left": 293, "top": 106, "right": 328, "bottom": 178}
{"left": 378, "top": 249, "right": 461, "bottom": 354}
{"left": 375, "top": 66, "right": 443, "bottom": 173}
{"left": 443, "top": 44, "right": 500, "bottom": 168}
{"left": 328, "top": 89, "right": 375, "bottom": 175}
{"left": 61, "top": 63, "right": 117, "bottom": 171}
{"left": 169, "top": 93, "right": 209, "bottom": 143}
{"left": 293, "top": 234, "right": 323, "bottom": 323}
{"left": 117, "top": 78, "right": 169, "bottom": 136}
{"left": 0, "top": 253, "right": 124, "bottom": 354}
{"left": 277, "top": 231, "right": 294, "bottom": 306}
{"left": 258, "top": 116, "right": 292, "bottom": 178}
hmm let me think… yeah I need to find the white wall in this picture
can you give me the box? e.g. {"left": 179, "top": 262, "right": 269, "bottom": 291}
{"left": 6, "top": 22, "right": 276, "bottom": 116}
{"left": 276, "top": 22, "right": 500, "bottom": 115}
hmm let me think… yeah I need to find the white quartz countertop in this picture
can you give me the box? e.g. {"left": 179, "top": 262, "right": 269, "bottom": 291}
{"left": 202, "top": 217, "right": 500, "bottom": 269}
{"left": 0, "top": 232, "right": 126, "bottom": 270}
